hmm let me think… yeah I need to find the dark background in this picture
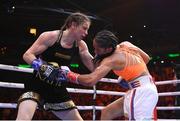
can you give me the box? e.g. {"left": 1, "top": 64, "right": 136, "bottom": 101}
{"left": 0, "top": 0, "right": 179, "bottom": 65}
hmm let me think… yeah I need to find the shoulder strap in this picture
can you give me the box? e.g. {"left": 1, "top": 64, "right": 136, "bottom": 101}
{"left": 56, "top": 30, "right": 63, "bottom": 43}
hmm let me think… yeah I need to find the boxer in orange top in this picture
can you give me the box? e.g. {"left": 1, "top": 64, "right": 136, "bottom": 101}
{"left": 57, "top": 30, "right": 158, "bottom": 120}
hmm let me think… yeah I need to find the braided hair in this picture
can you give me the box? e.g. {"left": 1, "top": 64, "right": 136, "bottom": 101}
{"left": 93, "top": 30, "right": 119, "bottom": 64}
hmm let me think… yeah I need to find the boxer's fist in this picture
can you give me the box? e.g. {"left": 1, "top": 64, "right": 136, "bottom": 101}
{"left": 38, "top": 64, "right": 61, "bottom": 85}
{"left": 118, "top": 77, "right": 129, "bottom": 89}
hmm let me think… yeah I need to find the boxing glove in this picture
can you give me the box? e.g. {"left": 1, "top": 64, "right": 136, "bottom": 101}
{"left": 31, "top": 58, "right": 43, "bottom": 71}
{"left": 118, "top": 76, "right": 129, "bottom": 89}
{"left": 57, "top": 67, "right": 80, "bottom": 84}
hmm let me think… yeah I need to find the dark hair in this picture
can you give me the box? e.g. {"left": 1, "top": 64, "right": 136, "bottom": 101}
{"left": 94, "top": 30, "right": 118, "bottom": 49}
{"left": 93, "top": 30, "right": 119, "bottom": 64}
{"left": 61, "top": 12, "right": 91, "bottom": 30}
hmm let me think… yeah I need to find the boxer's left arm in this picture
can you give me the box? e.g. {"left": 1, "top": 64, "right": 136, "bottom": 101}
{"left": 78, "top": 40, "right": 95, "bottom": 72}
{"left": 59, "top": 58, "right": 113, "bottom": 86}
{"left": 77, "top": 62, "right": 112, "bottom": 86}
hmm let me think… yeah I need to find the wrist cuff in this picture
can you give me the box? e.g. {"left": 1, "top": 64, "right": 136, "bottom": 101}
{"left": 67, "top": 72, "right": 80, "bottom": 84}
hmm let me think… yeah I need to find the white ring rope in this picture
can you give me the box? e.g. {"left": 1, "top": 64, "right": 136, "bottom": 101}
{"left": 0, "top": 64, "right": 119, "bottom": 83}
{"left": 0, "top": 64, "right": 180, "bottom": 85}
{"left": 0, "top": 81, "right": 180, "bottom": 96}
{"left": 0, "top": 103, "right": 180, "bottom": 111}
{"left": 1, "top": 63, "right": 180, "bottom": 119}
{"left": 0, "top": 81, "right": 126, "bottom": 95}
{"left": 0, "top": 82, "right": 24, "bottom": 89}
{"left": 0, "top": 64, "right": 33, "bottom": 73}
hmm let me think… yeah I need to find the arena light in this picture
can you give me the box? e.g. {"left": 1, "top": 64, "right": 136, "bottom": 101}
{"left": 18, "top": 64, "right": 31, "bottom": 68}
{"left": 168, "top": 53, "right": 180, "bottom": 58}
{"left": 29, "top": 28, "right": 37, "bottom": 36}
{"left": 70, "top": 63, "right": 79, "bottom": 68}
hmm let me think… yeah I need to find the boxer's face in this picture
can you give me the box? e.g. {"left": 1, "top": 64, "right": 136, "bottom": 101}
{"left": 93, "top": 40, "right": 109, "bottom": 56}
{"left": 73, "top": 21, "right": 90, "bottom": 41}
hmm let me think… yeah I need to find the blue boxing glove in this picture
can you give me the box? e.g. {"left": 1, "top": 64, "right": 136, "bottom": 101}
{"left": 56, "top": 66, "right": 70, "bottom": 82}
{"left": 31, "top": 58, "right": 43, "bottom": 71}
{"left": 57, "top": 66, "right": 80, "bottom": 84}
{"left": 118, "top": 76, "right": 129, "bottom": 89}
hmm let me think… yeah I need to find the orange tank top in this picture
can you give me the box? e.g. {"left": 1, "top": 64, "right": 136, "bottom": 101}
{"left": 113, "top": 47, "right": 147, "bottom": 81}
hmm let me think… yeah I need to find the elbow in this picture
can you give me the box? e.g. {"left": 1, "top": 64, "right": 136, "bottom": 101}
{"left": 23, "top": 52, "right": 32, "bottom": 64}
{"left": 23, "top": 52, "right": 27, "bottom": 61}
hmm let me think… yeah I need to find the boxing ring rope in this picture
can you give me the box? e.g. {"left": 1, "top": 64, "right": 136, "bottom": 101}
{"left": 0, "top": 63, "right": 180, "bottom": 120}
{"left": 0, "top": 64, "right": 180, "bottom": 85}
{"left": 1, "top": 81, "right": 180, "bottom": 111}
{"left": 1, "top": 81, "right": 180, "bottom": 97}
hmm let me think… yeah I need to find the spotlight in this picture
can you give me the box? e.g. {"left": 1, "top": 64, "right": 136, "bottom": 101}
{"left": 7, "top": 6, "right": 15, "bottom": 14}
{"left": 30, "top": 28, "right": 37, "bottom": 36}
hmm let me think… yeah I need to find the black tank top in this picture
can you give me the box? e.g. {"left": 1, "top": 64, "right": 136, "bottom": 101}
{"left": 40, "top": 31, "right": 79, "bottom": 66}
{"left": 25, "top": 31, "right": 79, "bottom": 103}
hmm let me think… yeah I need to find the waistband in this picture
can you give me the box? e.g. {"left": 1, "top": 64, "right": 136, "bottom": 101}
{"left": 128, "top": 75, "right": 154, "bottom": 89}
{"left": 118, "top": 75, "right": 154, "bottom": 89}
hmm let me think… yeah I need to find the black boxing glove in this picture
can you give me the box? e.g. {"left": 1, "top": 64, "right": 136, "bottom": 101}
{"left": 38, "top": 64, "right": 59, "bottom": 82}
{"left": 34, "top": 61, "right": 61, "bottom": 86}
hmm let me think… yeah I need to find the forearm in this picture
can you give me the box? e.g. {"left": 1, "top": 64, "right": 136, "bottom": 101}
{"left": 81, "top": 52, "right": 95, "bottom": 72}
{"left": 23, "top": 52, "right": 37, "bottom": 64}
{"left": 60, "top": 63, "right": 110, "bottom": 87}
{"left": 77, "top": 74, "right": 97, "bottom": 86}
{"left": 77, "top": 64, "right": 111, "bottom": 86}
{"left": 67, "top": 72, "right": 97, "bottom": 86}
{"left": 82, "top": 59, "right": 94, "bottom": 72}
